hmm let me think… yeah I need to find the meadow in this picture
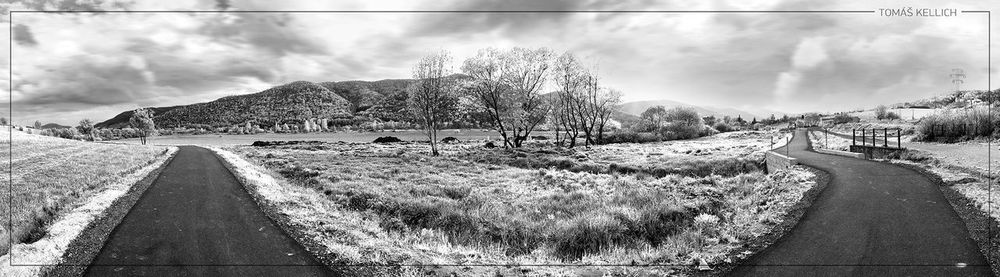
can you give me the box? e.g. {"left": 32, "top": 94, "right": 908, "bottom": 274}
{"left": 0, "top": 128, "right": 172, "bottom": 257}
{"left": 117, "top": 129, "right": 553, "bottom": 146}
{"left": 221, "top": 130, "right": 814, "bottom": 276}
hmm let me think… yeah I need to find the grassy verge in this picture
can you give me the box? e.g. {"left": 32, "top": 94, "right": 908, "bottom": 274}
{"left": 807, "top": 130, "right": 852, "bottom": 152}
{"left": 218, "top": 131, "right": 816, "bottom": 276}
{"left": 0, "top": 128, "right": 176, "bottom": 276}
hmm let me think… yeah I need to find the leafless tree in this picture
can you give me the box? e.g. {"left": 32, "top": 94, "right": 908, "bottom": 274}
{"left": 594, "top": 88, "right": 622, "bottom": 143}
{"left": 409, "top": 50, "right": 458, "bottom": 156}
{"left": 552, "top": 52, "right": 586, "bottom": 147}
{"left": 505, "top": 47, "right": 554, "bottom": 147}
{"left": 462, "top": 47, "right": 553, "bottom": 148}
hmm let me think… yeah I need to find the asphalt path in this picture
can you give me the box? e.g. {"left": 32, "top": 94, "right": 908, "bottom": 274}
{"left": 85, "top": 146, "right": 336, "bottom": 276}
{"left": 729, "top": 129, "right": 992, "bottom": 276}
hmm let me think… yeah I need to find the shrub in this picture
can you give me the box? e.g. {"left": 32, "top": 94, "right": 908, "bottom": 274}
{"left": 875, "top": 105, "right": 889, "bottom": 120}
{"left": 374, "top": 136, "right": 403, "bottom": 143}
{"left": 713, "top": 122, "right": 735, "bottom": 133}
{"left": 599, "top": 131, "right": 661, "bottom": 144}
{"left": 915, "top": 107, "right": 996, "bottom": 142}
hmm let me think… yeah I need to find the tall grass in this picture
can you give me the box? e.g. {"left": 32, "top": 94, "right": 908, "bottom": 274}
{"left": 915, "top": 107, "right": 998, "bottom": 142}
{"left": 0, "top": 129, "right": 169, "bottom": 256}
{"left": 233, "top": 142, "right": 815, "bottom": 268}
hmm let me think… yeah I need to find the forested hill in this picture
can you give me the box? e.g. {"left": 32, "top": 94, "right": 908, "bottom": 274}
{"left": 96, "top": 76, "right": 478, "bottom": 129}
{"left": 97, "top": 81, "right": 354, "bottom": 128}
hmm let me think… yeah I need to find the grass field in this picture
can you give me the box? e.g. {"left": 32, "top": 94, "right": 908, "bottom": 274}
{"left": 220, "top": 131, "right": 815, "bottom": 276}
{"left": 808, "top": 130, "right": 853, "bottom": 151}
{"left": 0, "top": 128, "right": 172, "bottom": 257}
{"left": 118, "top": 129, "right": 555, "bottom": 146}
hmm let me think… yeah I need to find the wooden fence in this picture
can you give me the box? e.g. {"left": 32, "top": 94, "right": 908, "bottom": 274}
{"left": 852, "top": 128, "right": 902, "bottom": 149}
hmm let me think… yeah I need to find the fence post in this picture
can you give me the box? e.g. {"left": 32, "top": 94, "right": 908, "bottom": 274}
{"left": 883, "top": 128, "right": 887, "bottom": 147}
{"left": 871, "top": 128, "right": 875, "bottom": 146}
{"left": 896, "top": 129, "right": 903, "bottom": 149}
{"left": 861, "top": 129, "right": 865, "bottom": 146}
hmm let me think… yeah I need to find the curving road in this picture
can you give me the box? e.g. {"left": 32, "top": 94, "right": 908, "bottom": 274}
{"left": 730, "top": 129, "right": 992, "bottom": 276}
{"left": 86, "top": 146, "right": 336, "bottom": 276}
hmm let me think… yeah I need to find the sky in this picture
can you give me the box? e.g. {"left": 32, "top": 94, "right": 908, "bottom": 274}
{"left": 0, "top": 0, "right": 997, "bottom": 126}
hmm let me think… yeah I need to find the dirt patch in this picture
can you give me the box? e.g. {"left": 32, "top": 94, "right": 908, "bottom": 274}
{"left": 374, "top": 136, "right": 403, "bottom": 143}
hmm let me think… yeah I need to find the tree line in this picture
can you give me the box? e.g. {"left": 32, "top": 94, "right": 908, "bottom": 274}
{"left": 406, "top": 47, "right": 625, "bottom": 155}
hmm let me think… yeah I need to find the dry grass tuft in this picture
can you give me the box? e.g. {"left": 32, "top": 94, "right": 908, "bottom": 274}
{"left": 220, "top": 131, "right": 815, "bottom": 276}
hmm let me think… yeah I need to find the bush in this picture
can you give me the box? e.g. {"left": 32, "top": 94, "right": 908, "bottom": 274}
{"left": 599, "top": 131, "right": 661, "bottom": 144}
{"left": 441, "top": 137, "right": 460, "bottom": 143}
{"left": 373, "top": 136, "right": 403, "bottom": 143}
{"left": 713, "top": 122, "right": 735, "bottom": 133}
{"left": 915, "top": 107, "right": 996, "bottom": 142}
{"left": 832, "top": 113, "right": 860, "bottom": 124}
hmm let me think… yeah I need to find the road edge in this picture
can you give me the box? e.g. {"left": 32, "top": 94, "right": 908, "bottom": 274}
{"left": 207, "top": 147, "right": 354, "bottom": 276}
{"left": 888, "top": 161, "right": 1000, "bottom": 276}
{"left": 696, "top": 165, "right": 832, "bottom": 277}
{"left": 43, "top": 147, "right": 179, "bottom": 277}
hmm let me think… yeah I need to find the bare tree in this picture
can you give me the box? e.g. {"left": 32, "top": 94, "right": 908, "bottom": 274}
{"left": 505, "top": 47, "right": 554, "bottom": 147}
{"left": 77, "top": 119, "right": 95, "bottom": 141}
{"left": 594, "top": 88, "right": 622, "bottom": 143}
{"left": 408, "top": 50, "right": 458, "bottom": 156}
{"left": 129, "top": 108, "right": 156, "bottom": 145}
{"left": 552, "top": 52, "right": 587, "bottom": 147}
{"left": 462, "top": 47, "right": 515, "bottom": 147}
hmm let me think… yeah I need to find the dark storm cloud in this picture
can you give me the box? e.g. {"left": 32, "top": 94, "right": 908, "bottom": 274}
{"left": 13, "top": 24, "right": 37, "bottom": 46}
{"left": 199, "top": 13, "right": 328, "bottom": 56}
{"left": 14, "top": 55, "right": 153, "bottom": 108}
{"left": 406, "top": 0, "right": 590, "bottom": 37}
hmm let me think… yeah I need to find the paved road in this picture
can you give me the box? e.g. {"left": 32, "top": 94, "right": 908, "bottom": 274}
{"left": 730, "top": 129, "right": 992, "bottom": 276}
{"left": 86, "top": 146, "right": 336, "bottom": 276}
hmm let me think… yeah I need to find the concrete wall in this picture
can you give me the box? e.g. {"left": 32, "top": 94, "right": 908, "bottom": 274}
{"left": 849, "top": 145, "right": 906, "bottom": 159}
{"left": 816, "top": 148, "right": 865, "bottom": 159}
{"left": 765, "top": 151, "right": 798, "bottom": 174}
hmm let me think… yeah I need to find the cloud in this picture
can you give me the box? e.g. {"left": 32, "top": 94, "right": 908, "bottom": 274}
{"left": 198, "top": 13, "right": 328, "bottom": 56}
{"left": 12, "top": 23, "right": 36, "bottom": 46}
{"left": 15, "top": 54, "right": 154, "bottom": 107}
{"left": 2, "top": 0, "right": 998, "bottom": 125}
{"left": 405, "top": 0, "right": 588, "bottom": 38}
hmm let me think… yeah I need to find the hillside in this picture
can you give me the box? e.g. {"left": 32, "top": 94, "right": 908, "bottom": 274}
{"left": 97, "top": 75, "right": 481, "bottom": 129}
{"left": 318, "top": 78, "right": 415, "bottom": 113}
{"left": 894, "top": 89, "right": 999, "bottom": 109}
{"left": 95, "top": 106, "right": 182, "bottom": 129}
{"left": 39, "top": 123, "right": 72, "bottom": 129}
{"left": 98, "top": 81, "right": 353, "bottom": 128}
